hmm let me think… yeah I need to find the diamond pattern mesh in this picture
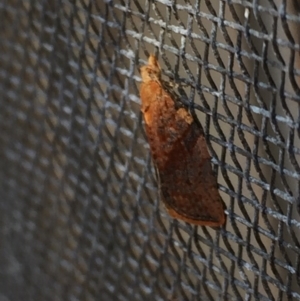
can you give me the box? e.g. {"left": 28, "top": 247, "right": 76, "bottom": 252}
{"left": 0, "top": 0, "right": 300, "bottom": 300}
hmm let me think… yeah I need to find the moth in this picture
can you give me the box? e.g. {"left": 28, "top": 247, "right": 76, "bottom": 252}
{"left": 139, "top": 55, "right": 226, "bottom": 227}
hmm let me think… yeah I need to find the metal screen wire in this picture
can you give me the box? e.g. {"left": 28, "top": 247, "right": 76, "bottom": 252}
{"left": 0, "top": 0, "right": 300, "bottom": 300}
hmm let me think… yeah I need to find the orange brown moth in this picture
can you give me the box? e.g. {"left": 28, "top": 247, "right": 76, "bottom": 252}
{"left": 139, "top": 55, "right": 226, "bottom": 227}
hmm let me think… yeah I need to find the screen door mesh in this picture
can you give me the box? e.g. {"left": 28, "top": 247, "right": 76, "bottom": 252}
{"left": 0, "top": 1, "right": 300, "bottom": 300}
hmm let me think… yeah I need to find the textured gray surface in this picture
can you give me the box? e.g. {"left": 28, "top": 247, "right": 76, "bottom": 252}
{"left": 0, "top": 0, "right": 300, "bottom": 300}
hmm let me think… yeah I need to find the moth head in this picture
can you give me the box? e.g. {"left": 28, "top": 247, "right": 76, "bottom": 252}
{"left": 140, "top": 54, "right": 161, "bottom": 83}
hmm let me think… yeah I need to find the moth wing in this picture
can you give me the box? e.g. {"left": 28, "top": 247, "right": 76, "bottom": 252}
{"left": 157, "top": 122, "right": 226, "bottom": 227}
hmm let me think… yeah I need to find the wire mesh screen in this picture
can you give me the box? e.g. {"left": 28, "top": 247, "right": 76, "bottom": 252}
{"left": 0, "top": 0, "right": 300, "bottom": 300}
